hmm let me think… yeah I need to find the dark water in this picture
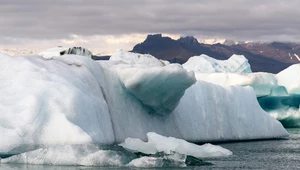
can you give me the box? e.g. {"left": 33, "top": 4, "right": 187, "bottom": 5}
{"left": 1, "top": 129, "right": 300, "bottom": 170}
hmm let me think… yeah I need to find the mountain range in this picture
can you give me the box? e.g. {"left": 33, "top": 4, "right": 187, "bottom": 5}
{"left": 130, "top": 34, "right": 300, "bottom": 73}
{"left": 2, "top": 34, "right": 300, "bottom": 73}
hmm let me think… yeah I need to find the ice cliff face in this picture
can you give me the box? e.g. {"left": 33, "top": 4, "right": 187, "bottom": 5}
{"left": 0, "top": 51, "right": 287, "bottom": 155}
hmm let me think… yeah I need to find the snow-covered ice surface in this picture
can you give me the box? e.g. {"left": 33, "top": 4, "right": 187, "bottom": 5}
{"left": 183, "top": 54, "right": 252, "bottom": 73}
{"left": 0, "top": 51, "right": 288, "bottom": 161}
{"left": 110, "top": 50, "right": 169, "bottom": 66}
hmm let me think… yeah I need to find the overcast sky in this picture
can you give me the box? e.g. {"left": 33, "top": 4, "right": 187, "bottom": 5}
{"left": 1, "top": 0, "right": 299, "bottom": 53}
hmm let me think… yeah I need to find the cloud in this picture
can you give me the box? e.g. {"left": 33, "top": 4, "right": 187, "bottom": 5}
{"left": 0, "top": 0, "right": 300, "bottom": 49}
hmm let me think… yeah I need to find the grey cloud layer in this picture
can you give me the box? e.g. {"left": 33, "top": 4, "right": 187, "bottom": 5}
{"left": 1, "top": 0, "right": 300, "bottom": 42}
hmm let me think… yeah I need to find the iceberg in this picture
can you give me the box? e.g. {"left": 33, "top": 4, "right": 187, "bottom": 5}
{"left": 126, "top": 156, "right": 170, "bottom": 167}
{"left": 277, "top": 64, "right": 300, "bottom": 95}
{"left": 0, "top": 51, "right": 288, "bottom": 156}
{"left": 183, "top": 54, "right": 252, "bottom": 73}
{"left": 173, "top": 81, "right": 287, "bottom": 141}
{"left": 38, "top": 46, "right": 92, "bottom": 59}
{"left": 184, "top": 54, "right": 300, "bottom": 127}
{"left": 119, "top": 132, "right": 232, "bottom": 158}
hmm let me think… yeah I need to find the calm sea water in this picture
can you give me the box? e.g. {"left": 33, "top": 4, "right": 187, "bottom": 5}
{"left": 1, "top": 128, "right": 300, "bottom": 170}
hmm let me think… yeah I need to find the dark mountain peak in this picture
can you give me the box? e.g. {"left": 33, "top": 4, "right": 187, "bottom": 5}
{"left": 132, "top": 34, "right": 228, "bottom": 64}
{"left": 132, "top": 34, "right": 181, "bottom": 56}
{"left": 145, "top": 34, "right": 163, "bottom": 40}
{"left": 140, "top": 34, "right": 175, "bottom": 45}
{"left": 178, "top": 36, "right": 199, "bottom": 45}
{"left": 135, "top": 34, "right": 178, "bottom": 47}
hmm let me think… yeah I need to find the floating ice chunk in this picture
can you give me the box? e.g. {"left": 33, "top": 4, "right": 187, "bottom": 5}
{"left": 119, "top": 138, "right": 156, "bottom": 154}
{"left": 126, "top": 153, "right": 186, "bottom": 167}
{"left": 126, "top": 157, "right": 164, "bottom": 167}
{"left": 119, "top": 132, "right": 232, "bottom": 158}
{"left": 183, "top": 54, "right": 252, "bottom": 73}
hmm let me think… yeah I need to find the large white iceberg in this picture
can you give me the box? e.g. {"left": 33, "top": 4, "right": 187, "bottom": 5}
{"left": 0, "top": 51, "right": 288, "bottom": 156}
